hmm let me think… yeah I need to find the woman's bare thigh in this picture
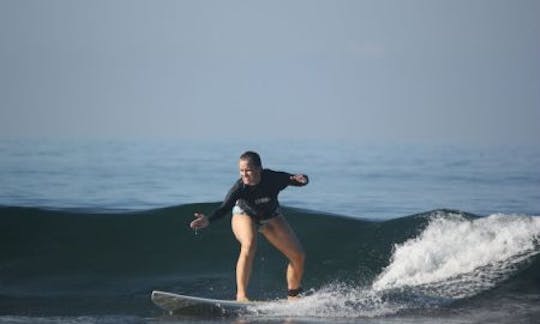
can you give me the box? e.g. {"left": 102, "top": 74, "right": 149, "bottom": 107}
{"left": 231, "top": 214, "right": 257, "bottom": 247}
{"left": 260, "top": 215, "right": 304, "bottom": 259}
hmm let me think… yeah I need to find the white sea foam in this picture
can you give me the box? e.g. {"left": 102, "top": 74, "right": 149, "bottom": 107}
{"left": 372, "top": 212, "right": 540, "bottom": 298}
{"left": 249, "top": 283, "right": 403, "bottom": 318}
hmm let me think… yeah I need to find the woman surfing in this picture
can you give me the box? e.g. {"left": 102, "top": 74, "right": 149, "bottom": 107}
{"left": 190, "top": 151, "right": 309, "bottom": 301}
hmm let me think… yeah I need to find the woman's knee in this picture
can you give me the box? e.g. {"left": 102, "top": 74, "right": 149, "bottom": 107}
{"left": 291, "top": 249, "right": 306, "bottom": 266}
{"left": 284, "top": 243, "right": 305, "bottom": 267}
{"left": 240, "top": 237, "right": 257, "bottom": 253}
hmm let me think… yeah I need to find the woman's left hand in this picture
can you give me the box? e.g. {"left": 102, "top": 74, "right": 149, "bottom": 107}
{"left": 290, "top": 174, "right": 308, "bottom": 185}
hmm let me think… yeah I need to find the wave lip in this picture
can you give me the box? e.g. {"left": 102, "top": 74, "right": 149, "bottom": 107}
{"left": 372, "top": 212, "right": 540, "bottom": 299}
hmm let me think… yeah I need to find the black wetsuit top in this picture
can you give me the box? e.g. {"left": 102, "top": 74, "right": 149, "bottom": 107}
{"left": 208, "top": 169, "right": 309, "bottom": 223}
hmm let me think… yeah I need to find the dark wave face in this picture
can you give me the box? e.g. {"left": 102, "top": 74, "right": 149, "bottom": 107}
{"left": 1, "top": 204, "right": 539, "bottom": 318}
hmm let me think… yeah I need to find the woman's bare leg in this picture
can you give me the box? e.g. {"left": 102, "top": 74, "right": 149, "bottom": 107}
{"left": 260, "top": 215, "right": 305, "bottom": 296}
{"left": 231, "top": 214, "right": 257, "bottom": 301}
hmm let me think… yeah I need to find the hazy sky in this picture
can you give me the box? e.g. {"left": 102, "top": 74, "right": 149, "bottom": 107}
{"left": 1, "top": 0, "right": 539, "bottom": 144}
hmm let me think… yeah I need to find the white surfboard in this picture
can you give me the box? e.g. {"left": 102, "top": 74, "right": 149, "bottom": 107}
{"left": 151, "top": 290, "right": 260, "bottom": 314}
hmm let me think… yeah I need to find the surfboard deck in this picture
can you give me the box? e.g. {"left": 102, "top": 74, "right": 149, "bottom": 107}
{"left": 151, "top": 290, "right": 260, "bottom": 314}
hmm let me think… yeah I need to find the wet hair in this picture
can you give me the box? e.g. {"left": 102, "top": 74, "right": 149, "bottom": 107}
{"left": 240, "top": 151, "right": 262, "bottom": 169}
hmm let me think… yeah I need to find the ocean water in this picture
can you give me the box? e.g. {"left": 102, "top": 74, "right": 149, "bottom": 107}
{"left": 1, "top": 139, "right": 539, "bottom": 323}
{"left": 2, "top": 139, "right": 539, "bottom": 218}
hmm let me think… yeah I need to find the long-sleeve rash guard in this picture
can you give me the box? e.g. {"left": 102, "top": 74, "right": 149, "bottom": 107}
{"left": 208, "top": 169, "right": 309, "bottom": 223}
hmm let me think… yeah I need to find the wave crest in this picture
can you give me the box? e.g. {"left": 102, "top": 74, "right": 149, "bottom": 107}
{"left": 372, "top": 212, "right": 540, "bottom": 298}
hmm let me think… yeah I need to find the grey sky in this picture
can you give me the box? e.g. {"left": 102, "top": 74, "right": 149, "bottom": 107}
{"left": 1, "top": 0, "right": 539, "bottom": 144}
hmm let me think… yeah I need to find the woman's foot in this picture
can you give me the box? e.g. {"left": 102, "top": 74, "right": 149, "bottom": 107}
{"left": 236, "top": 295, "right": 250, "bottom": 303}
{"left": 287, "top": 287, "right": 303, "bottom": 301}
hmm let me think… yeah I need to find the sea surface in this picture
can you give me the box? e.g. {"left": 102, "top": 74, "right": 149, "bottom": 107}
{"left": 1, "top": 139, "right": 539, "bottom": 323}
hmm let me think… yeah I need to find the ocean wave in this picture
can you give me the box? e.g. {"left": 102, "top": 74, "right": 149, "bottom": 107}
{"left": 1, "top": 204, "right": 538, "bottom": 317}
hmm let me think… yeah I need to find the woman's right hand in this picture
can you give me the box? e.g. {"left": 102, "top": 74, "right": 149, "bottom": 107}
{"left": 190, "top": 212, "right": 209, "bottom": 230}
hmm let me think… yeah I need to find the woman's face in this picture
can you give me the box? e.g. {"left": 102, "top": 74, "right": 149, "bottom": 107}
{"left": 239, "top": 159, "right": 261, "bottom": 186}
